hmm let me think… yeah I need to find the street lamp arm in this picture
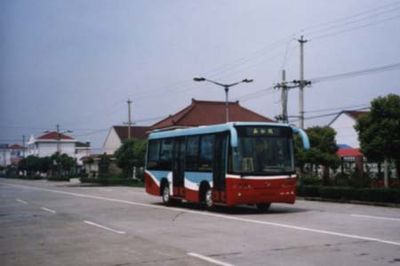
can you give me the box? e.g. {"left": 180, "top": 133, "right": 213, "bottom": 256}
{"left": 193, "top": 76, "right": 254, "bottom": 123}
{"left": 193, "top": 76, "right": 253, "bottom": 88}
{"left": 205, "top": 79, "right": 227, "bottom": 88}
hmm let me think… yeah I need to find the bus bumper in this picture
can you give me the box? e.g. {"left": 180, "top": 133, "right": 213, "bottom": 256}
{"left": 225, "top": 177, "right": 297, "bottom": 206}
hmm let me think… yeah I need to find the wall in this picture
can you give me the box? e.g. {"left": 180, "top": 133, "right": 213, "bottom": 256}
{"left": 0, "top": 148, "right": 11, "bottom": 166}
{"left": 103, "top": 128, "right": 122, "bottom": 155}
{"left": 330, "top": 114, "right": 360, "bottom": 148}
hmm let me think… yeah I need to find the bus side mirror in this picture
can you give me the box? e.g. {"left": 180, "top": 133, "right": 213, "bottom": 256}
{"left": 291, "top": 127, "right": 310, "bottom": 150}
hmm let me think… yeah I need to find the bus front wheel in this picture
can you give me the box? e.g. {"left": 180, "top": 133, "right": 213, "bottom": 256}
{"left": 204, "top": 188, "right": 214, "bottom": 208}
{"left": 256, "top": 203, "right": 271, "bottom": 212}
{"left": 161, "top": 183, "right": 171, "bottom": 205}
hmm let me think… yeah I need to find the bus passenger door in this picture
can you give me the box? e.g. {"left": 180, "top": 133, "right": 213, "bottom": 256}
{"left": 172, "top": 138, "right": 185, "bottom": 197}
{"left": 213, "top": 133, "right": 227, "bottom": 202}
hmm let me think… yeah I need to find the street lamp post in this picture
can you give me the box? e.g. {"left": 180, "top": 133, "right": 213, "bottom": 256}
{"left": 193, "top": 77, "right": 253, "bottom": 122}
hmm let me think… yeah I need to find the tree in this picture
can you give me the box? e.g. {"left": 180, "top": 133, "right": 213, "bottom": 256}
{"left": 355, "top": 94, "right": 400, "bottom": 186}
{"left": 115, "top": 139, "right": 147, "bottom": 179}
{"left": 297, "top": 126, "right": 340, "bottom": 185}
{"left": 50, "top": 153, "right": 76, "bottom": 176}
{"left": 98, "top": 153, "right": 110, "bottom": 177}
{"left": 39, "top": 156, "right": 53, "bottom": 174}
{"left": 18, "top": 155, "right": 41, "bottom": 175}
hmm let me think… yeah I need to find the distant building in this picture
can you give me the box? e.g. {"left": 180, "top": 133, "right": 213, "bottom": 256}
{"left": 150, "top": 99, "right": 274, "bottom": 131}
{"left": 26, "top": 131, "right": 91, "bottom": 165}
{"left": 75, "top": 142, "right": 91, "bottom": 166}
{"left": 103, "top": 126, "right": 150, "bottom": 155}
{"left": 0, "top": 144, "right": 24, "bottom": 167}
{"left": 27, "top": 131, "right": 76, "bottom": 157}
{"left": 329, "top": 110, "right": 369, "bottom": 173}
{"left": 81, "top": 154, "right": 122, "bottom": 177}
{"left": 328, "top": 110, "right": 369, "bottom": 148}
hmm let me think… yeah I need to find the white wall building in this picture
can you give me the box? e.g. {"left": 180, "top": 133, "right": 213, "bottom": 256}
{"left": 26, "top": 132, "right": 90, "bottom": 165}
{"left": 103, "top": 126, "right": 149, "bottom": 154}
{"left": 329, "top": 110, "right": 369, "bottom": 148}
{"left": 0, "top": 144, "right": 24, "bottom": 166}
{"left": 0, "top": 144, "right": 11, "bottom": 167}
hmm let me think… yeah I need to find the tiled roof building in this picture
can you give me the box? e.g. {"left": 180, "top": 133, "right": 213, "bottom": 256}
{"left": 151, "top": 99, "right": 273, "bottom": 130}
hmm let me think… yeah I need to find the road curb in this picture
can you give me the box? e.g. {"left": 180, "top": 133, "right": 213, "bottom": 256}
{"left": 297, "top": 196, "right": 400, "bottom": 208}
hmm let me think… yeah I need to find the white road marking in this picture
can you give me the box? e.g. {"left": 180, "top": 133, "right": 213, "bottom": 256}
{"left": 41, "top": 207, "right": 56, "bottom": 214}
{"left": 351, "top": 214, "right": 400, "bottom": 222}
{"left": 84, "top": 220, "right": 126, "bottom": 235}
{"left": 16, "top": 199, "right": 28, "bottom": 204}
{"left": 188, "top": 252, "right": 234, "bottom": 266}
{"left": 4, "top": 182, "right": 400, "bottom": 246}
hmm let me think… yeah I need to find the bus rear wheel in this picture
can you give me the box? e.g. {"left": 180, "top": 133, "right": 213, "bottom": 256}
{"left": 256, "top": 203, "right": 271, "bottom": 212}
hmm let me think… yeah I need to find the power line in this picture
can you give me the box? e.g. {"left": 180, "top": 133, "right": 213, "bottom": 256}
{"left": 311, "top": 13, "right": 400, "bottom": 41}
{"left": 311, "top": 62, "right": 400, "bottom": 83}
{"left": 305, "top": 103, "right": 369, "bottom": 114}
{"left": 234, "top": 85, "right": 275, "bottom": 102}
{"left": 108, "top": 3, "right": 400, "bottom": 103}
{"left": 304, "top": 2, "right": 400, "bottom": 36}
{"left": 73, "top": 128, "right": 109, "bottom": 137}
{"left": 290, "top": 107, "right": 370, "bottom": 123}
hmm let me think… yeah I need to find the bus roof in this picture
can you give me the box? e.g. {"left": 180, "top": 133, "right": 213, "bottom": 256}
{"left": 148, "top": 122, "right": 290, "bottom": 140}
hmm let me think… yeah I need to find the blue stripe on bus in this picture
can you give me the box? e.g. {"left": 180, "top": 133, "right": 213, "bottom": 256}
{"left": 147, "top": 170, "right": 212, "bottom": 184}
{"left": 185, "top": 172, "right": 213, "bottom": 183}
{"left": 148, "top": 170, "right": 170, "bottom": 182}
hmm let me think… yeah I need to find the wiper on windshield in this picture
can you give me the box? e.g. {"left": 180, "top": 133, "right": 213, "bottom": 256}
{"left": 262, "top": 166, "right": 290, "bottom": 172}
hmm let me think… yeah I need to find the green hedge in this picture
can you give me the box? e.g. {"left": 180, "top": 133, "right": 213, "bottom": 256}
{"left": 7, "top": 175, "right": 43, "bottom": 180}
{"left": 297, "top": 185, "right": 400, "bottom": 204}
{"left": 47, "top": 176, "right": 71, "bottom": 182}
{"left": 80, "top": 176, "right": 144, "bottom": 187}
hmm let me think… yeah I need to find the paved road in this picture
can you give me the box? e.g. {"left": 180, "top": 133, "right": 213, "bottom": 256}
{"left": 1, "top": 178, "right": 399, "bottom": 266}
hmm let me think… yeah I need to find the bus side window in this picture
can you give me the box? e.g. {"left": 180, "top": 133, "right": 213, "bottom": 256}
{"left": 159, "top": 139, "right": 173, "bottom": 170}
{"left": 199, "top": 135, "right": 214, "bottom": 171}
{"left": 147, "top": 140, "right": 160, "bottom": 169}
{"left": 186, "top": 136, "right": 199, "bottom": 171}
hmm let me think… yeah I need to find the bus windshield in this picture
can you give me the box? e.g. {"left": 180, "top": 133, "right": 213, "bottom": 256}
{"left": 233, "top": 126, "right": 294, "bottom": 175}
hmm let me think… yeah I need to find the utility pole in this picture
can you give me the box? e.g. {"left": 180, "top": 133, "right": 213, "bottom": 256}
{"left": 56, "top": 124, "right": 61, "bottom": 154}
{"left": 281, "top": 70, "right": 288, "bottom": 123}
{"left": 274, "top": 70, "right": 297, "bottom": 123}
{"left": 298, "top": 35, "right": 308, "bottom": 129}
{"left": 276, "top": 36, "right": 311, "bottom": 128}
{"left": 22, "top": 135, "right": 26, "bottom": 158}
{"left": 127, "top": 99, "right": 133, "bottom": 140}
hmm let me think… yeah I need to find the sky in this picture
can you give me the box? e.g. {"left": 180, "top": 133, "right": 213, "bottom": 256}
{"left": 1, "top": 0, "right": 400, "bottom": 151}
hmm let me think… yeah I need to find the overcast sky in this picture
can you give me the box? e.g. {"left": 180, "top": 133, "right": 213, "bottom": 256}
{"left": 1, "top": 0, "right": 400, "bottom": 151}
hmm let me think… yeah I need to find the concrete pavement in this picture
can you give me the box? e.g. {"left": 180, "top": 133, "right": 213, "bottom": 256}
{"left": 1, "top": 178, "right": 399, "bottom": 266}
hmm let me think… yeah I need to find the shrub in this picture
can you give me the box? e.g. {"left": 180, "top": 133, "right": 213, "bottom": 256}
{"left": 299, "top": 175, "right": 322, "bottom": 186}
{"left": 334, "top": 173, "right": 351, "bottom": 187}
{"left": 47, "top": 176, "right": 70, "bottom": 182}
{"left": 20, "top": 175, "right": 42, "bottom": 180}
{"left": 297, "top": 185, "right": 400, "bottom": 204}
{"left": 349, "top": 171, "right": 371, "bottom": 188}
{"left": 297, "top": 185, "right": 320, "bottom": 197}
{"left": 79, "top": 175, "right": 144, "bottom": 187}
{"left": 319, "top": 186, "right": 353, "bottom": 200}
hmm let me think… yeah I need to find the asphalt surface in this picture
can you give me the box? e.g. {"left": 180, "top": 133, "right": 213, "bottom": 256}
{"left": 1, "top": 178, "right": 399, "bottom": 266}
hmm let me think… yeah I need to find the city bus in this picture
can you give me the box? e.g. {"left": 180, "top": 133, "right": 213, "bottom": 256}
{"left": 145, "top": 122, "right": 310, "bottom": 210}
